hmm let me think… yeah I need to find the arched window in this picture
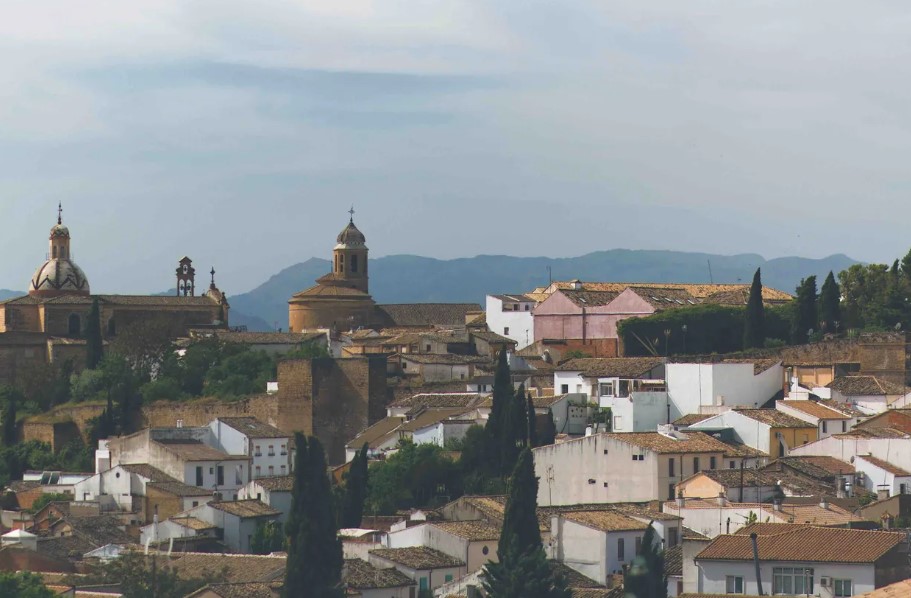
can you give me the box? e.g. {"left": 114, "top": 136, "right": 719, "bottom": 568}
{"left": 52, "top": 246, "right": 58, "bottom": 258}
{"left": 339, "top": 254, "right": 345, "bottom": 273}
{"left": 351, "top": 254, "right": 358, "bottom": 273}
{"left": 68, "top": 314, "right": 81, "bottom": 336}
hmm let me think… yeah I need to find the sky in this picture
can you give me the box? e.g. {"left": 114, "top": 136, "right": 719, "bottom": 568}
{"left": 2, "top": 1, "right": 911, "bottom": 294}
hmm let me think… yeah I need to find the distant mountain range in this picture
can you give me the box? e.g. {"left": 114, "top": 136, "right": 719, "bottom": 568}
{"left": 228, "top": 250, "right": 860, "bottom": 331}
{"left": 0, "top": 251, "right": 861, "bottom": 332}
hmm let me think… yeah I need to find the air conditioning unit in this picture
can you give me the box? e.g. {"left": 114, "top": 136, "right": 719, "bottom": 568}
{"left": 820, "top": 577, "right": 831, "bottom": 588}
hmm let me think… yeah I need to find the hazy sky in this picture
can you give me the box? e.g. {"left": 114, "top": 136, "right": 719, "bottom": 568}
{"left": 2, "top": 1, "right": 910, "bottom": 294}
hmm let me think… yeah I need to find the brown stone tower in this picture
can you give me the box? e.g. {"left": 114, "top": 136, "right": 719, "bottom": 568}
{"left": 288, "top": 209, "right": 376, "bottom": 332}
{"left": 332, "top": 207, "right": 369, "bottom": 293}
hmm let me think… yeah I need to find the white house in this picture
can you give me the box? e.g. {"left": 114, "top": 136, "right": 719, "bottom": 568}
{"left": 485, "top": 294, "right": 535, "bottom": 349}
{"left": 237, "top": 476, "right": 293, "bottom": 523}
{"left": 210, "top": 417, "right": 291, "bottom": 480}
{"left": 532, "top": 429, "right": 743, "bottom": 505}
{"left": 665, "top": 360, "right": 783, "bottom": 420}
{"left": 142, "top": 499, "right": 280, "bottom": 553}
{"left": 368, "top": 547, "right": 466, "bottom": 593}
{"left": 550, "top": 511, "right": 651, "bottom": 584}
{"left": 553, "top": 357, "right": 665, "bottom": 407}
{"left": 686, "top": 409, "right": 816, "bottom": 460}
{"left": 73, "top": 463, "right": 189, "bottom": 510}
{"left": 854, "top": 455, "right": 911, "bottom": 498}
{"left": 412, "top": 419, "right": 475, "bottom": 449}
{"left": 775, "top": 399, "right": 859, "bottom": 439}
{"left": 694, "top": 524, "right": 907, "bottom": 596}
{"left": 789, "top": 428, "right": 911, "bottom": 476}
{"left": 827, "top": 376, "right": 911, "bottom": 415}
{"left": 384, "top": 520, "right": 501, "bottom": 574}
{"left": 400, "top": 354, "right": 487, "bottom": 383}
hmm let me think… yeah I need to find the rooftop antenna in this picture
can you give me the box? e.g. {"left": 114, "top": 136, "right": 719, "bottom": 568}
{"left": 547, "top": 265, "right": 552, "bottom": 285}
{"left": 707, "top": 259, "right": 714, "bottom": 284}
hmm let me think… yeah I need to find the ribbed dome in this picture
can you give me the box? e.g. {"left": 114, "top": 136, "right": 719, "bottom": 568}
{"left": 50, "top": 224, "right": 70, "bottom": 238}
{"left": 30, "top": 259, "right": 90, "bottom": 296}
{"left": 336, "top": 220, "right": 366, "bottom": 247}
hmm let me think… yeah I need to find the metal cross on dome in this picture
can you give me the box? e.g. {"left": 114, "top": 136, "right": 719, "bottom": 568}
{"left": 57, "top": 202, "right": 63, "bottom": 225}
{"left": 348, "top": 205, "right": 355, "bottom": 222}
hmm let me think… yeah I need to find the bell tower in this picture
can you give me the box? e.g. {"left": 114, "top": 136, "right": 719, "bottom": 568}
{"left": 176, "top": 257, "right": 196, "bottom": 296}
{"left": 49, "top": 202, "right": 71, "bottom": 260}
{"left": 333, "top": 207, "right": 369, "bottom": 293}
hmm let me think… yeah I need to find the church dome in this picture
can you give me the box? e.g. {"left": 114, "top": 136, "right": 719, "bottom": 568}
{"left": 30, "top": 259, "right": 90, "bottom": 296}
{"left": 336, "top": 220, "right": 366, "bottom": 247}
{"left": 50, "top": 223, "right": 70, "bottom": 238}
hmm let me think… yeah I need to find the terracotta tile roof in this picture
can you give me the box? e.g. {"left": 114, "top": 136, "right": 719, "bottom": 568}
{"left": 717, "top": 440, "right": 768, "bottom": 459}
{"left": 119, "top": 464, "right": 177, "bottom": 482}
{"left": 560, "top": 290, "right": 621, "bottom": 307}
{"left": 571, "top": 590, "right": 623, "bottom": 598}
{"left": 531, "top": 395, "right": 569, "bottom": 408}
{"left": 170, "top": 516, "right": 218, "bottom": 531}
{"left": 188, "top": 582, "right": 280, "bottom": 598}
{"left": 816, "top": 399, "right": 868, "bottom": 418}
{"left": 399, "top": 408, "right": 475, "bottom": 433}
{"left": 551, "top": 562, "right": 604, "bottom": 589}
{"left": 96, "top": 294, "right": 219, "bottom": 307}
{"left": 208, "top": 500, "right": 280, "bottom": 519}
{"left": 190, "top": 330, "right": 323, "bottom": 345}
{"left": 431, "top": 520, "right": 501, "bottom": 541}
{"left": 682, "top": 526, "right": 710, "bottom": 540}
{"left": 548, "top": 281, "right": 792, "bottom": 302}
{"left": 778, "top": 400, "right": 850, "bottom": 420}
{"left": 664, "top": 545, "right": 682, "bottom": 576}
{"left": 252, "top": 476, "right": 294, "bottom": 492}
{"left": 375, "top": 303, "right": 483, "bottom": 327}
{"left": 346, "top": 416, "right": 406, "bottom": 449}
{"left": 470, "top": 331, "right": 516, "bottom": 345}
{"left": 291, "top": 284, "right": 370, "bottom": 298}
{"left": 344, "top": 558, "right": 414, "bottom": 589}
{"left": 835, "top": 427, "right": 909, "bottom": 439}
{"left": 555, "top": 357, "right": 665, "bottom": 378}
{"left": 856, "top": 579, "right": 911, "bottom": 597}
{"left": 161, "top": 552, "right": 286, "bottom": 583}
{"left": 857, "top": 455, "right": 911, "bottom": 476}
{"left": 686, "top": 468, "right": 830, "bottom": 495}
{"left": 732, "top": 409, "right": 814, "bottom": 428}
{"left": 390, "top": 393, "right": 487, "bottom": 409}
{"left": 604, "top": 431, "right": 733, "bottom": 454}
{"left": 561, "top": 510, "right": 648, "bottom": 532}
{"left": 217, "top": 417, "right": 288, "bottom": 439}
{"left": 369, "top": 546, "right": 465, "bottom": 569}
{"left": 698, "top": 524, "right": 904, "bottom": 563}
{"left": 673, "top": 414, "right": 713, "bottom": 426}
{"left": 147, "top": 481, "right": 213, "bottom": 497}
{"left": 628, "top": 286, "right": 700, "bottom": 310}
{"left": 777, "top": 456, "right": 853, "bottom": 477}
{"left": 400, "top": 353, "right": 488, "bottom": 366}
{"left": 153, "top": 440, "right": 246, "bottom": 462}
{"left": 828, "top": 376, "right": 910, "bottom": 396}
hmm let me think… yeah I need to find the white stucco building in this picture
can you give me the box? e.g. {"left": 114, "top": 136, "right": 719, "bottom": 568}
{"left": 141, "top": 499, "right": 280, "bottom": 553}
{"left": 237, "top": 475, "right": 293, "bottom": 523}
{"left": 775, "top": 399, "right": 860, "bottom": 439}
{"left": 485, "top": 294, "right": 535, "bottom": 349}
{"left": 210, "top": 417, "right": 291, "bottom": 480}
{"left": 854, "top": 455, "right": 911, "bottom": 498}
{"left": 665, "top": 360, "right": 783, "bottom": 419}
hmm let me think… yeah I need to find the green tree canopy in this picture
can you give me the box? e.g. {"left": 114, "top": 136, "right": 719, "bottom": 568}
{"left": 818, "top": 271, "right": 842, "bottom": 334}
{"left": 0, "top": 571, "right": 56, "bottom": 597}
{"left": 792, "top": 276, "right": 818, "bottom": 344}
{"left": 743, "top": 268, "right": 765, "bottom": 349}
{"left": 623, "top": 525, "right": 667, "bottom": 598}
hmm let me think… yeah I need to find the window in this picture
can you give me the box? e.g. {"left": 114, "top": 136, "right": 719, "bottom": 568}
{"left": 668, "top": 458, "right": 675, "bottom": 477}
{"left": 504, "top": 327, "right": 510, "bottom": 335}
{"left": 613, "top": 415, "right": 622, "bottom": 429}
{"left": 482, "top": 545, "right": 489, "bottom": 555}
{"left": 617, "top": 538, "right": 625, "bottom": 561}
{"left": 710, "top": 456, "right": 717, "bottom": 470}
{"left": 561, "top": 384, "right": 569, "bottom": 394}
{"left": 617, "top": 380, "right": 631, "bottom": 398}
{"left": 901, "top": 483, "right": 907, "bottom": 494}
{"left": 281, "top": 465, "right": 287, "bottom": 474}
{"left": 268, "top": 465, "right": 274, "bottom": 476}
{"left": 255, "top": 465, "right": 261, "bottom": 477}
{"left": 445, "top": 574, "right": 454, "bottom": 583}
{"left": 667, "top": 527, "right": 678, "bottom": 548}
{"left": 773, "top": 567, "right": 813, "bottom": 595}
{"left": 235, "top": 465, "right": 243, "bottom": 485}
{"left": 730, "top": 461, "right": 736, "bottom": 469}
{"left": 195, "top": 466, "right": 203, "bottom": 486}
{"left": 635, "top": 536, "right": 642, "bottom": 554}
{"left": 693, "top": 457, "right": 700, "bottom": 473}
{"left": 192, "top": 501, "right": 199, "bottom": 508}
{"left": 668, "top": 484, "right": 675, "bottom": 500}
{"left": 726, "top": 576, "right": 744, "bottom": 594}
{"left": 524, "top": 304, "right": 530, "bottom": 311}
{"left": 425, "top": 344, "right": 431, "bottom": 352}
{"left": 351, "top": 254, "right": 358, "bottom": 273}
{"left": 599, "top": 382, "right": 614, "bottom": 397}
{"left": 268, "top": 445, "right": 275, "bottom": 456}
{"left": 217, "top": 466, "right": 224, "bottom": 486}
{"left": 68, "top": 314, "right": 81, "bottom": 336}
{"left": 280, "top": 444, "right": 287, "bottom": 455}
{"left": 631, "top": 454, "right": 644, "bottom": 461}
{"left": 842, "top": 421, "right": 847, "bottom": 432}
{"left": 822, "top": 421, "right": 828, "bottom": 433}
{"left": 834, "top": 579, "right": 852, "bottom": 597}
{"left": 255, "top": 445, "right": 262, "bottom": 457}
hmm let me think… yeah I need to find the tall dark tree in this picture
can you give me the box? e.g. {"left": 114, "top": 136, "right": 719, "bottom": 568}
{"left": 341, "top": 443, "right": 369, "bottom": 528}
{"left": 85, "top": 299, "right": 104, "bottom": 369}
{"left": 540, "top": 408, "right": 557, "bottom": 445}
{"left": 499, "top": 383, "right": 528, "bottom": 473}
{"left": 792, "top": 276, "right": 818, "bottom": 344}
{"left": 743, "top": 268, "right": 765, "bottom": 349}
{"left": 526, "top": 392, "right": 538, "bottom": 448}
{"left": 483, "top": 448, "right": 570, "bottom": 598}
{"left": 486, "top": 349, "right": 515, "bottom": 476}
{"left": 285, "top": 434, "right": 343, "bottom": 598}
{"left": 623, "top": 525, "right": 667, "bottom": 598}
{"left": 0, "top": 386, "right": 20, "bottom": 447}
{"left": 818, "top": 271, "right": 842, "bottom": 334}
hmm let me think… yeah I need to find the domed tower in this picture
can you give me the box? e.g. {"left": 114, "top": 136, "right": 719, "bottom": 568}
{"left": 29, "top": 204, "right": 90, "bottom": 297}
{"left": 332, "top": 207, "right": 369, "bottom": 293}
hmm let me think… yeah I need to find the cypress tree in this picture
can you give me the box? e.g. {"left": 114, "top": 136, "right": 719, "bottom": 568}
{"left": 792, "top": 276, "right": 818, "bottom": 344}
{"left": 743, "top": 268, "right": 765, "bottom": 349}
{"left": 85, "top": 299, "right": 103, "bottom": 369}
{"left": 540, "top": 408, "right": 557, "bottom": 446}
{"left": 341, "top": 443, "right": 369, "bottom": 529}
{"left": 486, "top": 349, "right": 514, "bottom": 475}
{"left": 819, "top": 271, "right": 841, "bottom": 334}
{"left": 499, "top": 383, "right": 528, "bottom": 474}
{"left": 526, "top": 392, "right": 538, "bottom": 448}
{"left": 285, "top": 434, "right": 343, "bottom": 597}
{"left": 483, "top": 448, "right": 570, "bottom": 598}
{"left": 624, "top": 525, "right": 667, "bottom": 598}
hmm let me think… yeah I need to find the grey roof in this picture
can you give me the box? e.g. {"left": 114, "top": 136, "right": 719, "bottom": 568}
{"left": 147, "top": 481, "right": 214, "bottom": 497}
{"left": 218, "top": 417, "right": 288, "bottom": 439}
{"left": 375, "top": 303, "right": 482, "bottom": 327}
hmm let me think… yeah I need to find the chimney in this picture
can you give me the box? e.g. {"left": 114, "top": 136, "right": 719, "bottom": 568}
{"left": 717, "top": 492, "right": 726, "bottom": 507}
{"left": 773, "top": 500, "right": 781, "bottom": 512}
{"left": 676, "top": 493, "right": 684, "bottom": 509}
{"left": 819, "top": 497, "right": 828, "bottom": 510}
{"left": 877, "top": 488, "right": 890, "bottom": 501}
